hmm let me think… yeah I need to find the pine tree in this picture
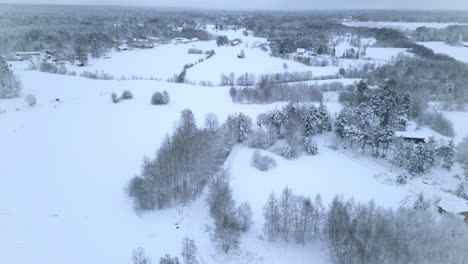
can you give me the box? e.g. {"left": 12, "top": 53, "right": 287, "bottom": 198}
{"left": 407, "top": 143, "right": 428, "bottom": 175}
{"left": 318, "top": 103, "right": 330, "bottom": 132}
{"left": 397, "top": 92, "right": 412, "bottom": 130}
{"left": 454, "top": 183, "right": 467, "bottom": 199}
{"left": 334, "top": 108, "right": 351, "bottom": 139}
{"left": 375, "top": 86, "right": 397, "bottom": 128}
{"left": 413, "top": 192, "right": 430, "bottom": 211}
{"left": 303, "top": 105, "right": 319, "bottom": 137}
{"left": 356, "top": 81, "right": 368, "bottom": 104}
{"left": 439, "top": 140, "right": 455, "bottom": 170}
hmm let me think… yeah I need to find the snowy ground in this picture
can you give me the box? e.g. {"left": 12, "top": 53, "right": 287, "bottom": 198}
{"left": 444, "top": 111, "right": 468, "bottom": 143}
{"left": 343, "top": 21, "right": 468, "bottom": 31}
{"left": 416, "top": 42, "right": 468, "bottom": 63}
{"left": 2, "top": 26, "right": 468, "bottom": 264}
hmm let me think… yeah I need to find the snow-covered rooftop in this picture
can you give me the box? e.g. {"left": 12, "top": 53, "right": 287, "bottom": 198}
{"left": 437, "top": 195, "right": 468, "bottom": 214}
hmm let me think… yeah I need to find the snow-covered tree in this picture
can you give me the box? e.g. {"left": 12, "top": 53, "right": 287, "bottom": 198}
{"left": 159, "top": 255, "right": 179, "bottom": 264}
{"left": 133, "top": 248, "right": 152, "bottom": 264}
{"left": 181, "top": 237, "right": 198, "bottom": 264}
{"left": 438, "top": 140, "right": 455, "bottom": 170}
{"left": 334, "top": 108, "right": 351, "bottom": 139}
{"left": 225, "top": 113, "right": 253, "bottom": 144}
{"left": 413, "top": 192, "right": 430, "bottom": 211}
{"left": 236, "top": 202, "right": 253, "bottom": 232}
{"left": 397, "top": 92, "right": 412, "bottom": 130}
{"left": 304, "top": 138, "right": 318, "bottom": 155}
{"left": 302, "top": 105, "right": 319, "bottom": 137}
{"left": 0, "top": 56, "right": 22, "bottom": 98}
{"left": 407, "top": 143, "right": 431, "bottom": 175}
{"left": 162, "top": 90, "right": 170, "bottom": 104}
{"left": 356, "top": 80, "right": 368, "bottom": 104}
{"left": 454, "top": 183, "right": 467, "bottom": 200}
{"left": 263, "top": 192, "right": 280, "bottom": 241}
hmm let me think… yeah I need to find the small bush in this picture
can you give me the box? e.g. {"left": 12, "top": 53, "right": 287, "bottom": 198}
{"left": 396, "top": 173, "right": 408, "bottom": 185}
{"left": 251, "top": 150, "right": 277, "bottom": 171}
{"left": 272, "top": 142, "right": 297, "bottom": 159}
{"left": 24, "top": 94, "right": 36, "bottom": 107}
{"left": 121, "top": 90, "right": 133, "bottom": 100}
{"left": 111, "top": 93, "right": 119, "bottom": 103}
{"left": 304, "top": 138, "right": 318, "bottom": 155}
{"left": 39, "top": 61, "right": 58, "bottom": 73}
{"left": 151, "top": 91, "right": 170, "bottom": 105}
{"left": 162, "top": 90, "right": 170, "bottom": 104}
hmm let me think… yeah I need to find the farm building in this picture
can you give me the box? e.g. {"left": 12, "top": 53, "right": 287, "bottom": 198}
{"left": 296, "top": 48, "right": 306, "bottom": 55}
{"left": 437, "top": 195, "right": 468, "bottom": 222}
{"left": 231, "top": 40, "right": 240, "bottom": 46}
{"left": 395, "top": 131, "right": 428, "bottom": 144}
{"left": 16, "top": 51, "right": 41, "bottom": 61}
{"left": 148, "top": 37, "right": 161, "bottom": 43}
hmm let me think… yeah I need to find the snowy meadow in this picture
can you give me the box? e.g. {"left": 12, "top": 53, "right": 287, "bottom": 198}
{"left": 1, "top": 6, "right": 468, "bottom": 264}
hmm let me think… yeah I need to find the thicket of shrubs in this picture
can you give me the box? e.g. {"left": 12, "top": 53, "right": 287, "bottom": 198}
{"left": 251, "top": 150, "right": 277, "bottom": 171}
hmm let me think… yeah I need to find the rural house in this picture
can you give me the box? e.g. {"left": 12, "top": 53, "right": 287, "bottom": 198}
{"left": 437, "top": 195, "right": 468, "bottom": 222}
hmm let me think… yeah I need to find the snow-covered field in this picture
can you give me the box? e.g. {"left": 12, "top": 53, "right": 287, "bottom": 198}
{"left": 343, "top": 21, "right": 468, "bottom": 31}
{"left": 1, "top": 26, "right": 467, "bottom": 264}
{"left": 417, "top": 41, "right": 468, "bottom": 63}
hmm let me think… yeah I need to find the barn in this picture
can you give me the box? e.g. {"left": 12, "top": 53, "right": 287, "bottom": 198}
{"left": 394, "top": 131, "right": 427, "bottom": 144}
{"left": 437, "top": 195, "right": 468, "bottom": 222}
{"left": 15, "top": 51, "right": 41, "bottom": 61}
{"left": 296, "top": 48, "right": 305, "bottom": 55}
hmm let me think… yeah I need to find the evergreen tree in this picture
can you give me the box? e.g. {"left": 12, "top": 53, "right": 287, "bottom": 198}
{"left": 375, "top": 86, "right": 397, "bottom": 128}
{"left": 303, "top": 105, "right": 319, "bottom": 137}
{"left": 413, "top": 192, "right": 430, "bottom": 211}
{"left": 356, "top": 80, "right": 368, "bottom": 104}
{"left": 334, "top": 108, "right": 351, "bottom": 139}
{"left": 0, "top": 56, "right": 22, "bottom": 98}
{"left": 397, "top": 92, "right": 412, "bottom": 130}
{"left": 454, "top": 183, "right": 467, "bottom": 199}
{"left": 318, "top": 103, "right": 330, "bottom": 132}
{"left": 438, "top": 140, "right": 455, "bottom": 170}
{"left": 407, "top": 143, "right": 429, "bottom": 175}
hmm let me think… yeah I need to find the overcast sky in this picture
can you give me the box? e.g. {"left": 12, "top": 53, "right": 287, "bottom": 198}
{"left": 2, "top": 0, "right": 468, "bottom": 10}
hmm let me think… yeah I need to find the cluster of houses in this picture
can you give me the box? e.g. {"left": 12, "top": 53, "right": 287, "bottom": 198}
{"left": 173, "top": 37, "right": 199, "bottom": 45}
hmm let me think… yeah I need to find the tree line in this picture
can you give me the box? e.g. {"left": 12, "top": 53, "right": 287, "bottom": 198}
{"left": 263, "top": 187, "right": 468, "bottom": 264}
